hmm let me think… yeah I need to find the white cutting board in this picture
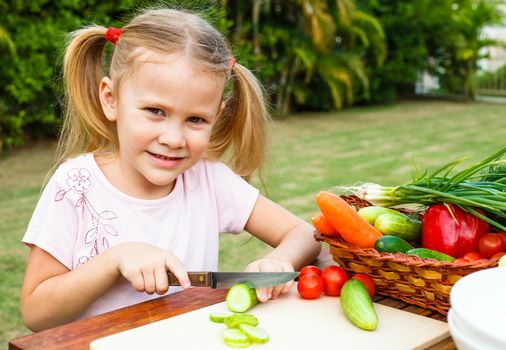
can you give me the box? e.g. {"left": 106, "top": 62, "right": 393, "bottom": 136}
{"left": 90, "top": 287, "right": 449, "bottom": 350}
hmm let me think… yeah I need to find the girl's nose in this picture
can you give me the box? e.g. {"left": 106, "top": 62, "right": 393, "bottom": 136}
{"left": 158, "top": 125, "right": 186, "bottom": 148}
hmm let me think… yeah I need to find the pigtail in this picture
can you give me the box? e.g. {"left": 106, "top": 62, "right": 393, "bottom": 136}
{"left": 55, "top": 26, "right": 116, "bottom": 168}
{"left": 208, "top": 63, "right": 270, "bottom": 181}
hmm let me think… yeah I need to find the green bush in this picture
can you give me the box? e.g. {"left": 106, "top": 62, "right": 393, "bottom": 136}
{"left": 0, "top": 0, "right": 136, "bottom": 152}
{"left": 359, "top": 0, "right": 505, "bottom": 102}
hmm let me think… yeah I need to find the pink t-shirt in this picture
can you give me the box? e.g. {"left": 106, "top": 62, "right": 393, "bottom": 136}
{"left": 23, "top": 153, "right": 259, "bottom": 320}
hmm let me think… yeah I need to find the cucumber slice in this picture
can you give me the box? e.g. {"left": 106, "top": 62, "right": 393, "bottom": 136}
{"left": 222, "top": 328, "right": 252, "bottom": 348}
{"left": 239, "top": 324, "right": 270, "bottom": 343}
{"left": 209, "top": 311, "right": 234, "bottom": 323}
{"left": 224, "top": 313, "right": 259, "bottom": 328}
{"left": 226, "top": 283, "right": 258, "bottom": 312}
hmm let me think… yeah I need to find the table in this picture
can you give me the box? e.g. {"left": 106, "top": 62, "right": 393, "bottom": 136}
{"left": 9, "top": 287, "right": 455, "bottom": 350}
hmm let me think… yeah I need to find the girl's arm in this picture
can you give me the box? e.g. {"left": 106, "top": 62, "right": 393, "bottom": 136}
{"left": 245, "top": 195, "right": 321, "bottom": 269}
{"left": 244, "top": 195, "right": 321, "bottom": 300}
{"left": 21, "top": 243, "right": 190, "bottom": 331}
{"left": 21, "top": 246, "right": 119, "bottom": 331}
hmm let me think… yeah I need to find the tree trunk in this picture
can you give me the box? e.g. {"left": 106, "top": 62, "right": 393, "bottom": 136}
{"left": 252, "top": 0, "right": 262, "bottom": 57}
{"left": 276, "top": 55, "right": 295, "bottom": 115}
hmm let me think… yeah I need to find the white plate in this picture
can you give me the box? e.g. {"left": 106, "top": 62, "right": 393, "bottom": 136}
{"left": 448, "top": 309, "right": 484, "bottom": 350}
{"left": 450, "top": 267, "right": 506, "bottom": 346}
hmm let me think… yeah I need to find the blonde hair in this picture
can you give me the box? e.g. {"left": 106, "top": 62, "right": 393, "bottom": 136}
{"left": 56, "top": 8, "right": 269, "bottom": 180}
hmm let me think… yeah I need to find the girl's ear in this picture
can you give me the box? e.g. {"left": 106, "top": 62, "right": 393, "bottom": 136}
{"left": 99, "top": 77, "right": 117, "bottom": 122}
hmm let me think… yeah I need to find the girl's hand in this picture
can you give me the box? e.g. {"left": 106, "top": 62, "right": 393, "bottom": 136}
{"left": 110, "top": 242, "right": 191, "bottom": 295}
{"left": 244, "top": 258, "right": 294, "bottom": 302}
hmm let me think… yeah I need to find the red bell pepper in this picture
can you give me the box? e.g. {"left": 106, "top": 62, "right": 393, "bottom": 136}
{"left": 421, "top": 203, "right": 490, "bottom": 258}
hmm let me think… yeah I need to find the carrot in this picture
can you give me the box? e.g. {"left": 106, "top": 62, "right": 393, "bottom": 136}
{"left": 316, "top": 191, "right": 382, "bottom": 248}
{"left": 312, "top": 212, "right": 340, "bottom": 237}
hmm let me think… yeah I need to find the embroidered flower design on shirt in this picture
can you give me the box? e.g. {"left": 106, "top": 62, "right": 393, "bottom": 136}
{"left": 66, "top": 168, "right": 92, "bottom": 193}
{"left": 55, "top": 168, "right": 92, "bottom": 200}
{"left": 55, "top": 167, "right": 119, "bottom": 268}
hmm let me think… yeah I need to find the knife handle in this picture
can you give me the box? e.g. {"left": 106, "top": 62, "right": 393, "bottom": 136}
{"left": 167, "top": 271, "right": 212, "bottom": 287}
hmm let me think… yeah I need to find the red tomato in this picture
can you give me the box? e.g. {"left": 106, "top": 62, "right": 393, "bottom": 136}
{"left": 321, "top": 266, "right": 348, "bottom": 296}
{"left": 351, "top": 274, "right": 376, "bottom": 298}
{"left": 478, "top": 233, "right": 506, "bottom": 259}
{"left": 299, "top": 265, "right": 321, "bottom": 278}
{"left": 297, "top": 275, "right": 323, "bottom": 299}
{"left": 453, "top": 258, "right": 470, "bottom": 264}
{"left": 498, "top": 233, "right": 506, "bottom": 246}
{"left": 462, "top": 252, "right": 483, "bottom": 261}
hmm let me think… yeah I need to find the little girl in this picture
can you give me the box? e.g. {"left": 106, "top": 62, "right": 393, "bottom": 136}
{"left": 21, "top": 8, "right": 321, "bottom": 331}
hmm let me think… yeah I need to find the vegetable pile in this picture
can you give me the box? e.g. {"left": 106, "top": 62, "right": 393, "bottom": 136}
{"left": 312, "top": 147, "right": 506, "bottom": 262}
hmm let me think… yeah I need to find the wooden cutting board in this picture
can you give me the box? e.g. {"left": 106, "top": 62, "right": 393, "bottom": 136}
{"left": 90, "top": 286, "right": 449, "bottom": 350}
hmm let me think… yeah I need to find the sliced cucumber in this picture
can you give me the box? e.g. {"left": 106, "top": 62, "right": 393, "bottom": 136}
{"left": 209, "top": 311, "right": 234, "bottom": 323}
{"left": 239, "top": 324, "right": 270, "bottom": 343}
{"left": 226, "top": 283, "right": 258, "bottom": 313}
{"left": 224, "top": 313, "right": 259, "bottom": 329}
{"left": 222, "top": 328, "right": 252, "bottom": 348}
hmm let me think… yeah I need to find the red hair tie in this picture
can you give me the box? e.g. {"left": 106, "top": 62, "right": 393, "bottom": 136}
{"left": 229, "top": 57, "right": 237, "bottom": 69}
{"left": 105, "top": 27, "right": 123, "bottom": 45}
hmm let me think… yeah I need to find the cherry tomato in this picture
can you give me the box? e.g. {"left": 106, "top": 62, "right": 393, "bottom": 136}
{"left": 351, "top": 274, "right": 376, "bottom": 298}
{"left": 297, "top": 274, "right": 323, "bottom": 299}
{"left": 478, "top": 233, "right": 506, "bottom": 259}
{"left": 453, "top": 258, "right": 470, "bottom": 264}
{"left": 321, "top": 266, "right": 348, "bottom": 296}
{"left": 311, "top": 212, "right": 339, "bottom": 236}
{"left": 462, "top": 252, "right": 483, "bottom": 261}
{"left": 299, "top": 265, "right": 321, "bottom": 278}
{"left": 498, "top": 233, "right": 506, "bottom": 246}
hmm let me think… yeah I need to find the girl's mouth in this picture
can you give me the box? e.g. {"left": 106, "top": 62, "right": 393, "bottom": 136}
{"left": 151, "top": 153, "right": 181, "bottom": 160}
{"left": 147, "top": 151, "right": 184, "bottom": 160}
{"left": 147, "top": 152, "right": 184, "bottom": 169}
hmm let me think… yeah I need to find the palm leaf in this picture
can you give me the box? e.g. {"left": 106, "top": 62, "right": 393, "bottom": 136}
{"left": 0, "top": 27, "right": 16, "bottom": 57}
{"left": 299, "top": 0, "right": 336, "bottom": 53}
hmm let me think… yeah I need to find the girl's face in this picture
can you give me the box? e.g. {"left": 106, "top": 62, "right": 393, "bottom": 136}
{"left": 99, "top": 51, "right": 226, "bottom": 197}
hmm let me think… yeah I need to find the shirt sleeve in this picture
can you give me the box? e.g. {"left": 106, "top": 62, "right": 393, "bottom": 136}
{"left": 208, "top": 161, "right": 259, "bottom": 234}
{"left": 22, "top": 166, "right": 79, "bottom": 270}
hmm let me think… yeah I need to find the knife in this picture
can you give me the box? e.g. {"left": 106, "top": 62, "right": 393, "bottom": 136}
{"left": 167, "top": 271, "right": 299, "bottom": 289}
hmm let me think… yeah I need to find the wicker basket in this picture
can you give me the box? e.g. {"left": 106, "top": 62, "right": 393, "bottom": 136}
{"left": 314, "top": 195, "right": 499, "bottom": 315}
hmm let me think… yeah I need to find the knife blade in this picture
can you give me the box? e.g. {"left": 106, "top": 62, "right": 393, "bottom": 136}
{"left": 167, "top": 271, "right": 299, "bottom": 289}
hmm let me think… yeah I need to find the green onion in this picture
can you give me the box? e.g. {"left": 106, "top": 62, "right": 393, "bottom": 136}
{"left": 332, "top": 147, "right": 506, "bottom": 231}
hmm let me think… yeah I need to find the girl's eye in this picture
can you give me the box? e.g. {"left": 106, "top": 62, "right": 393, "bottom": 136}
{"left": 147, "top": 108, "right": 165, "bottom": 116}
{"left": 188, "top": 116, "right": 204, "bottom": 124}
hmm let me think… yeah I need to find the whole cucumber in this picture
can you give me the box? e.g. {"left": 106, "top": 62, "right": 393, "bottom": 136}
{"left": 340, "top": 279, "right": 378, "bottom": 331}
{"left": 405, "top": 248, "right": 455, "bottom": 262}
{"left": 375, "top": 213, "right": 421, "bottom": 241}
{"left": 357, "top": 206, "right": 404, "bottom": 225}
{"left": 374, "top": 235, "right": 415, "bottom": 253}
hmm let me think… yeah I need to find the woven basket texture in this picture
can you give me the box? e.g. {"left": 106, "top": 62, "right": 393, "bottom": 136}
{"left": 314, "top": 195, "right": 499, "bottom": 315}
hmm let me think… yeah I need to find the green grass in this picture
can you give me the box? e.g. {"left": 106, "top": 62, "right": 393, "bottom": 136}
{"left": 2, "top": 101, "right": 506, "bottom": 345}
